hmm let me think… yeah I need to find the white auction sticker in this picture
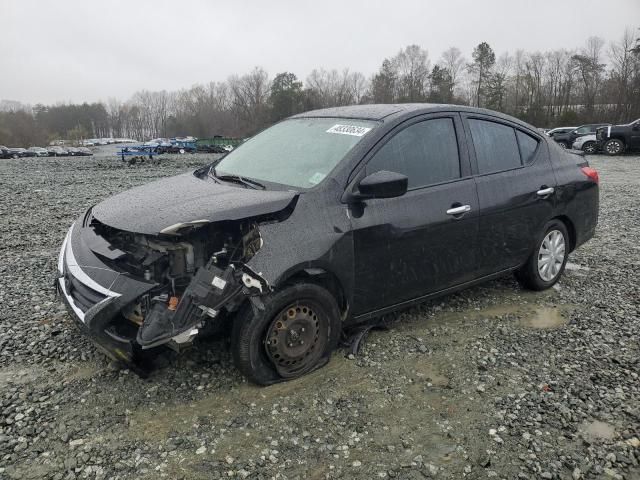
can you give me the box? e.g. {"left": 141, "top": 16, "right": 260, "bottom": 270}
{"left": 212, "top": 276, "right": 227, "bottom": 290}
{"left": 326, "top": 124, "right": 372, "bottom": 137}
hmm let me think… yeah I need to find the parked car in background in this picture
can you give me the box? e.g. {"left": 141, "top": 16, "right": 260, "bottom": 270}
{"left": 48, "top": 146, "right": 69, "bottom": 157}
{"left": 572, "top": 134, "right": 598, "bottom": 154}
{"left": 0, "top": 146, "right": 11, "bottom": 159}
{"left": 551, "top": 124, "right": 609, "bottom": 149}
{"left": 66, "top": 147, "right": 81, "bottom": 156}
{"left": 76, "top": 147, "right": 93, "bottom": 156}
{"left": 545, "top": 127, "right": 576, "bottom": 137}
{"left": 197, "top": 144, "right": 228, "bottom": 154}
{"left": 595, "top": 119, "right": 640, "bottom": 155}
{"left": 7, "top": 148, "right": 33, "bottom": 158}
{"left": 28, "top": 147, "right": 50, "bottom": 157}
{"left": 56, "top": 104, "right": 600, "bottom": 384}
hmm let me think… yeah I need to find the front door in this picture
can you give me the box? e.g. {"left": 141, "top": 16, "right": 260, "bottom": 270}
{"left": 349, "top": 114, "right": 479, "bottom": 315}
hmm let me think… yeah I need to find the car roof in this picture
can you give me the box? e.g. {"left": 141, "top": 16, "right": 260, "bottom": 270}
{"left": 291, "top": 103, "right": 538, "bottom": 131}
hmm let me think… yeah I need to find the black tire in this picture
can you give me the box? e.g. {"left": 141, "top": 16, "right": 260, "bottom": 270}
{"left": 231, "top": 282, "right": 340, "bottom": 385}
{"left": 556, "top": 141, "right": 567, "bottom": 149}
{"left": 603, "top": 138, "right": 624, "bottom": 156}
{"left": 582, "top": 141, "right": 597, "bottom": 154}
{"left": 515, "top": 220, "right": 569, "bottom": 291}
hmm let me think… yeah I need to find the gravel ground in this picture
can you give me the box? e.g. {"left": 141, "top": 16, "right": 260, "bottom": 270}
{"left": 0, "top": 148, "right": 639, "bottom": 480}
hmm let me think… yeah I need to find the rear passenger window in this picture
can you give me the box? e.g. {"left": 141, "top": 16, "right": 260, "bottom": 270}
{"left": 366, "top": 118, "right": 461, "bottom": 189}
{"left": 469, "top": 119, "right": 521, "bottom": 174}
{"left": 516, "top": 130, "right": 539, "bottom": 164}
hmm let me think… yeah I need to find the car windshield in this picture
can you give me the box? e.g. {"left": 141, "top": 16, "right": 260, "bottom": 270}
{"left": 214, "top": 117, "right": 378, "bottom": 189}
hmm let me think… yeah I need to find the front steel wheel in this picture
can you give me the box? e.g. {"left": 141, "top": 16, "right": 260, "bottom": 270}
{"left": 265, "top": 302, "right": 328, "bottom": 378}
{"left": 231, "top": 283, "right": 340, "bottom": 385}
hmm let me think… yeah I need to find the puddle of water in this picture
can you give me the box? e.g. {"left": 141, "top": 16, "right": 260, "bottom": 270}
{"left": 523, "top": 307, "right": 569, "bottom": 329}
{"left": 580, "top": 420, "right": 615, "bottom": 441}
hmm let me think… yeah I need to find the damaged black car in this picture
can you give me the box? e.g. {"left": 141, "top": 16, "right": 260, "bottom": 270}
{"left": 57, "top": 104, "right": 599, "bottom": 384}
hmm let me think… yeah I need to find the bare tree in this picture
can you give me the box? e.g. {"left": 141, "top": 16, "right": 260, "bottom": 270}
{"left": 608, "top": 29, "right": 638, "bottom": 121}
{"left": 440, "top": 47, "right": 465, "bottom": 95}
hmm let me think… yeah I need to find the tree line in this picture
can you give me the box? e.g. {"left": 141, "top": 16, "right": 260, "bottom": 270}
{"left": 1, "top": 29, "right": 639, "bottom": 147}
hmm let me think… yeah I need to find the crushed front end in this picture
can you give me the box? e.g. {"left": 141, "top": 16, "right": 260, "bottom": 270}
{"left": 56, "top": 208, "right": 268, "bottom": 372}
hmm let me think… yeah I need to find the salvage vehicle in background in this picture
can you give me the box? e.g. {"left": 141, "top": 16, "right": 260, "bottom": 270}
{"left": 8, "top": 147, "right": 33, "bottom": 158}
{"left": 28, "top": 147, "right": 50, "bottom": 157}
{"left": 0, "top": 145, "right": 10, "bottom": 159}
{"left": 550, "top": 124, "right": 609, "bottom": 149}
{"left": 596, "top": 119, "right": 640, "bottom": 155}
{"left": 572, "top": 134, "right": 598, "bottom": 154}
{"left": 56, "top": 104, "right": 600, "bottom": 384}
{"left": 76, "top": 147, "right": 94, "bottom": 156}
{"left": 48, "top": 146, "right": 69, "bottom": 157}
{"left": 545, "top": 126, "right": 576, "bottom": 138}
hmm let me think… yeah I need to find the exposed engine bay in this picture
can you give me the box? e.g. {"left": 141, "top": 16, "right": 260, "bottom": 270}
{"left": 88, "top": 216, "right": 269, "bottom": 351}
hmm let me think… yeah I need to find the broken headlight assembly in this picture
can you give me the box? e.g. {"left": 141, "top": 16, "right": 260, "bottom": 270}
{"left": 90, "top": 217, "right": 268, "bottom": 351}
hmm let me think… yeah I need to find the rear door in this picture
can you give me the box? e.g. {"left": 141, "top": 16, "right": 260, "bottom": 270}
{"left": 350, "top": 113, "right": 479, "bottom": 314}
{"left": 461, "top": 115, "right": 557, "bottom": 276}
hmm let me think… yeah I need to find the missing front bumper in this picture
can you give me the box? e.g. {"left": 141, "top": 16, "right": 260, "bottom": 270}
{"left": 57, "top": 222, "right": 270, "bottom": 372}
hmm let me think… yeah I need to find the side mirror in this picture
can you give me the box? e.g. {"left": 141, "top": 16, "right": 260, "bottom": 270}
{"left": 348, "top": 170, "right": 408, "bottom": 201}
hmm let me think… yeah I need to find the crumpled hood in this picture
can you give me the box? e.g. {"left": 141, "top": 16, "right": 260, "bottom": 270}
{"left": 91, "top": 172, "right": 298, "bottom": 235}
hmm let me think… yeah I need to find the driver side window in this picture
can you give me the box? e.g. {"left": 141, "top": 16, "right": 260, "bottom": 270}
{"left": 366, "top": 118, "right": 461, "bottom": 189}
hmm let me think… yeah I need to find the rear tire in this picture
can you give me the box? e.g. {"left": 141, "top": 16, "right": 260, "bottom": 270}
{"left": 582, "top": 141, "right": 597, "bottom": 154}
{"left": 231, "top": 282, "right": 340, "bottom": 385}
{"left": 516, "top": 220, "right": 569, "bottom": 291}
{"left": 556, "top": 141, "right": 567, "bottom": 149}
{"left": 603, "top": 138, "right": 624, "bottom": 156}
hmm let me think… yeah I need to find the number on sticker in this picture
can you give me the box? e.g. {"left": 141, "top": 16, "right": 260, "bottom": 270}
{"left": 326, "top": 124, "right": 372, "bottom": 137}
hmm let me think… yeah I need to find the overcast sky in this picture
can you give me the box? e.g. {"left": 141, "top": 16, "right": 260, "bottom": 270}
{"left": 1, "top": 0, "right": 638, "bottom": 105}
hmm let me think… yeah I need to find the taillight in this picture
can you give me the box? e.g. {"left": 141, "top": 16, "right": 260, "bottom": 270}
{"left": 581, "top": 166, "right": 599, "bottom": 184}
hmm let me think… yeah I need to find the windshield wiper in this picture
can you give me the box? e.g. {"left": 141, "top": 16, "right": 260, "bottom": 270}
{"left": 209, "top": 166, "right": 265, "bottom": 190}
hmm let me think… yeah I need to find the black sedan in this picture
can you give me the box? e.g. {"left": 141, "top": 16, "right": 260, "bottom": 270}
{"left": 56, "top": 104, "right": 599, "bottom": 384}
{"left": 8, "top": 147, "right": 39, "bottom": 158}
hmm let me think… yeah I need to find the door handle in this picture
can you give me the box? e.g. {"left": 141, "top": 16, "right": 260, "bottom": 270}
{"left": 446, "top": 205, "right": 471, "bottom": 215}
{"left": 536, "top": 187, "right": 555, "bottom": 197}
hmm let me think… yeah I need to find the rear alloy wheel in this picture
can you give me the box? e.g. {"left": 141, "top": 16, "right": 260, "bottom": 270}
{"left": 516, "top": 220, "right": 569, "bottom": 291}
{"left": 603, "top": 138, "right": 624, "bottom": 156}
{"left": 556, "top": 141, "right": 568, "bottom": 149}
{"left": 537, "top": 230, "right": 566, "bottom": 282}
{"left": 582, "top": 141, "right": 597, "bottom": 154}
{"left": 231, "top": 283, "right": 340, "bottom": 385}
